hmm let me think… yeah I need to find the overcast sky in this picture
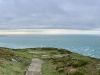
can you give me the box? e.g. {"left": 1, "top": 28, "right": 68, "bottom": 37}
{"left": 0, "top": 0, "right": 100, "bottom": 34}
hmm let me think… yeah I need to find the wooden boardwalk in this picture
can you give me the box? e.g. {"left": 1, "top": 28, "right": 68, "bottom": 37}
{"left": 25, "top": 59, "right": 43, "bottom": 75}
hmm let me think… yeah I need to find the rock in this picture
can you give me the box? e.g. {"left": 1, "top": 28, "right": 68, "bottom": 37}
{"left": 11, "top": 59, "right": 17, "bottom": 62}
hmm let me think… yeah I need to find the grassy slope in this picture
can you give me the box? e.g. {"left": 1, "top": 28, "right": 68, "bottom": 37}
{"left": 0, "top": 47, "right": 100, "bottom": 75}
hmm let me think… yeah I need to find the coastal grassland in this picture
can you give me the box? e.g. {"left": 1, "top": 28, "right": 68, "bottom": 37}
{"left": 0, "top": 47, "right": 100, "bottom": 75}
{"left": 0, "top": 47, "right": 31, "bottom": 75}
{"left": 40, "top": 48, "right": 100, "bottom": 75}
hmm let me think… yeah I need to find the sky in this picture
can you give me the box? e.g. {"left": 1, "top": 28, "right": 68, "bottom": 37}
{"left": 0, "top": 0, "right": 100, "bottom": 34}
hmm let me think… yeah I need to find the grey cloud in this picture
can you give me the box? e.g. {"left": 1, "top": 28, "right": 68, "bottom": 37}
{"left": 0, "top": 0, "right": 100, "bottom": 30}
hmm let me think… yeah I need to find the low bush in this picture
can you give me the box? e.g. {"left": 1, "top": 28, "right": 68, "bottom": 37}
{"left": 50, "top": 52, "right": 57, "bottom": 54}
{"left": 66, "top": 68, "right": 85, "bottom": 75}
{"left": 72, "top": 60, "right": 89, "bottom": 68}
{"left": 98, "top": 69, "right": 100, "bottom": 75}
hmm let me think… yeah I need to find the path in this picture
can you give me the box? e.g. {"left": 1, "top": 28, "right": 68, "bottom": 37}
{"left": 25, "top": 58, "right": 43, "bottom": 75}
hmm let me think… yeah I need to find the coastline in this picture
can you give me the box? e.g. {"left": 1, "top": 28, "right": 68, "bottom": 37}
{"left": 0, "top": 47, "right": 100, "bottom": 75}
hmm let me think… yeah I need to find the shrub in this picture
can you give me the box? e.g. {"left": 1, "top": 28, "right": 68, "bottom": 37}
{"left": 50, "top": 52, "right": 57, "bottom": 54}
{"left": 72, "top": 60, "right": 88, "bottom": 68}
{"left": 58, "top": 49, "right": 71, "bottom": 54}
{"left": 58, "top": 68, "right": 64, "bottom": 73}
{"left": 72, "top": 70, "right": 84, "bottom": 75}
{"left": 66, "top": 68, "right": 85, "bottom": 75}
{"left": 55, "top": 64, "right": 64, "bottom": 70}
{"left": 98, "top": 69, "right": 100, "bottom": 75}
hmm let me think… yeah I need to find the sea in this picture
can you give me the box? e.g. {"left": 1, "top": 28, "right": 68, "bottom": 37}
{"left": 0, "top": 34, "right": 100, "bottom": 58}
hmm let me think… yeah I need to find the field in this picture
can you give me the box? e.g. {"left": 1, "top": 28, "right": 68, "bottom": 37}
{"left": 0, "top": 47, "right": 100, "bottom": 75}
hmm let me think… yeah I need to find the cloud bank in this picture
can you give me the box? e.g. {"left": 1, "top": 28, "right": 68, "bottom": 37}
{"left": 0, "top": 0, "right": 100, "bottom": 34}
{"left": 0, "top": 29, "right": 100, "bottom": 35}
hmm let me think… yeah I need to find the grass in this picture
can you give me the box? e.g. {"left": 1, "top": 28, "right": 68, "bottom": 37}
{"left": 0, "top": 47, "right": 100, "bottom": 75}
{"left": 0, "top": 59, "right": 29, "bottom": 75}
{"left": 42, "top": 60, "right": 52, "bottom": 75}
{"left": 42, "top": 60, "right": 65, "bottom": 75}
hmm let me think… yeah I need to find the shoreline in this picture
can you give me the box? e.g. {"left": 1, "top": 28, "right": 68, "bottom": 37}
{"left": 0, "top": 46, "right": 99, "bottom": 59}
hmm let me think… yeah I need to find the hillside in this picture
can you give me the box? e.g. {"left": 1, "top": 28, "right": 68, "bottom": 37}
{"left": 0, "top": 47, "right": 100, "bottom": 75}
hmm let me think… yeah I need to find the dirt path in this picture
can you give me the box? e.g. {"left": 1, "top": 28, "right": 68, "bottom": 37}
{"left": 25, "top": 58, "right": 43, "bottom": 75}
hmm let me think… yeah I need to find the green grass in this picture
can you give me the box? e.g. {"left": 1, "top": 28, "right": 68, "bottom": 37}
{"left": 42, "top": 60, "right": 52, "bottom": 75}
{"left": 0, "top": 60, "right": 29, "bottom": 75}
{"left": 42, "top": 60, "right": 65, "bottom": 75}
{"left": 0, "top": 47, "right": 100, "bottom": 75}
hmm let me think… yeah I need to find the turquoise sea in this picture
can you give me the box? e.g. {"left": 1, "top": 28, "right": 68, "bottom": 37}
{"left": 0, "top": 34, "right": 100, "bottom": 58}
